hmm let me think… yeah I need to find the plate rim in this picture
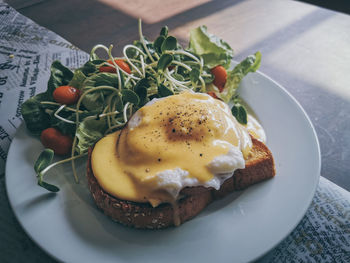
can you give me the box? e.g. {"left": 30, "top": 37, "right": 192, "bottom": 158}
{"left": 248, "top": 70, "right": 321, "bottom": 261}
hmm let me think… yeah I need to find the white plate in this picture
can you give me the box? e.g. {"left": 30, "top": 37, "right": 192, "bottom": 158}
{"left": 5, "top": 71, "right": 320, "bottom": 263}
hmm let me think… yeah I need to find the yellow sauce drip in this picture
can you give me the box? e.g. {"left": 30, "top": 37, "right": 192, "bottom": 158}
{"left": 245, "top": 114, "right": 266, "bottom": 143}
{"left": 91, "top": 92, "right": 252, "bottom": 205}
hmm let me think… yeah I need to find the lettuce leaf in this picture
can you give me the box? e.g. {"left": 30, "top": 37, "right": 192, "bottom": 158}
{"left": 188, "top": 26, "right": 233, "bottom": 69}
{"left": 68, "top": 70, "right": 86, "bottom": 90}
{"left": 21, "top": 61, "right": 73, "bottom": 135}
{"left": 46, "top": 61, "right": 74, "bottom": 100}
{"left": 21, "top": 97, "right": 51, "bottom": 135}
{"left": 80, "top": 73, "right": 118, "bottom": 111}
{"left": 218, "top": 51, "right": 261, "bottom": 103}
{"left": 75, "top": 118, "right": 107, "bottom": 154}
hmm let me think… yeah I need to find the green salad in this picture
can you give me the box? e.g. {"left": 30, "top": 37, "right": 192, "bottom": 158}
{"left": 21, "top": 20, "right": 261, "bottom": 192}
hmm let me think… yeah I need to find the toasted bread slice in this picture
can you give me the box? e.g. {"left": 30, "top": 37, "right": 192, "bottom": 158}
{"left": 86, "top": 138, "right": 275, "bottom": 229}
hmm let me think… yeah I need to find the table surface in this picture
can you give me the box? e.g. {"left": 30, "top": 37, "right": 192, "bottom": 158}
{"left": 7, "top": 0, "right": 349, "bottom": 190}
{"left": 2, "top": 0, "right": 350, "bottom": 261}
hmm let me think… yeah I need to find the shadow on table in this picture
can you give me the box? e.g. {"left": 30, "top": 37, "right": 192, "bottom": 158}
{"left": 7, "top": 0, "right": 245, "bottom": 52}
{"left": 297, "top": 0, "right": 350, "bottom": 15}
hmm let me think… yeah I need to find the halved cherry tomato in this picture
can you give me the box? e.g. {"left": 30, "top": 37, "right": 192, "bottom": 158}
{"left": 40, "top": 127, "right": 73, "bottom": 155}
{"left": 53, "top": 85, "right": 79, "bottom": 105}
{"left": 99, "top": 59, "right": 131, "bottom": 74}
{"left": 98, "top": 65, "right": 115, "bottom": 73}
{"left": 211, "top": 65, "right": 227, "bottom": 92}
{"left": 207, "top": 91, "right": 218, "bottom": 99}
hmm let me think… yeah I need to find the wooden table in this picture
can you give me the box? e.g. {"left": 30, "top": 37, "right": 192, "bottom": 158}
{"left": 3, "top": 0, "right": 350, "bottom": 261}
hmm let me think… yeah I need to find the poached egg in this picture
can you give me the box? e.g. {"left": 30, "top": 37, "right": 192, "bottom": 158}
{"left": 91, "top": 92, "right": 265, "bottom": 206}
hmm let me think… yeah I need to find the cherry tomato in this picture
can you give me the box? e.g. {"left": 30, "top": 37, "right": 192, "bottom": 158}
{"left": 207, "top": 91, "right": 218, "bottom": 99}
{"left": 53, "top": 85, "right": 79, "bottom": 105}
{"left": 40, "top": 128, "right": 73, "bottom": 155}
{"left": 211, "top": 65, "right": 227, "bottom": 92}
{"left": 99, "top": 59, "right": 131, "bottom": 74}
{"left": 98, "top": 65, "right": 115, "bottom": 73}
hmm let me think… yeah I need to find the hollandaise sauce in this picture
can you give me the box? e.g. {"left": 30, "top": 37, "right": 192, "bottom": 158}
{"left": 91, "top": 92, "right": 261, "bottom": 207}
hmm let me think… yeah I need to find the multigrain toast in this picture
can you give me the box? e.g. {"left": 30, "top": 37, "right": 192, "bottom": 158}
{"left": 87, "top": 137, "right": 275, "bottom": 229}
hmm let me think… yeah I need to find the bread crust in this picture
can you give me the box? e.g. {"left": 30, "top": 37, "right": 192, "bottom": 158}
{"left": 86, "top": 138, "right": 275, "bottom": 229}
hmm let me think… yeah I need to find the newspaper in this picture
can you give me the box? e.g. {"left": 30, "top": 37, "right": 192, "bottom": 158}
{"left": 260, "top": 177, "right": 350, "bottom": 262}
{"left": 0, "top": 3, "right": 89, "bottom": 176}
{"left": 0, "top": 3, "right": 349, "bottom": 262}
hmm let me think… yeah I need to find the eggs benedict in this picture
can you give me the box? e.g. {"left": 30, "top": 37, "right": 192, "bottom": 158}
{"left": 88, "top": 92, "right": 275, "bottom": 228}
